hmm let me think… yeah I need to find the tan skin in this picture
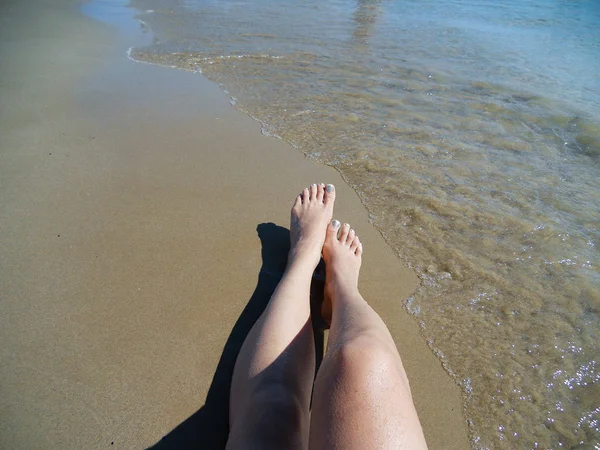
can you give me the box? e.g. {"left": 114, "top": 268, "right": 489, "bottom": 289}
{"left": 227, "top": 184, "right": 427, "bottom": 450}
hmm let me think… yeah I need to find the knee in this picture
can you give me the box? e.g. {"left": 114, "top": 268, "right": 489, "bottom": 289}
{"left": 243, "top": 384, "right": 306, "bottom": 434}
{"left": 229, "top": 384, "right": 307, "bottom": 449}
{"left": 329, "top": 334, "right": 408, "bottom": 389}
{"left": 335, "top": 333, "right": 395, "bottom": 365}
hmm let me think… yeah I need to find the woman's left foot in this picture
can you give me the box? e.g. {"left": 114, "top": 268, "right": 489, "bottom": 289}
{"left": 288, "top": 183, "right": 336, "bottom": 272}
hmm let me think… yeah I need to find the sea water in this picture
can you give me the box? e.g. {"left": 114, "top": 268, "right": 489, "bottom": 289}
{"left": 129, "top": 0, "right": 600, "bottom": 447}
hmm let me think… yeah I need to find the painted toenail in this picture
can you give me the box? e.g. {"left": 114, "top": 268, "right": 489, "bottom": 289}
{"left": 326, "top": 184, "right": 334, "bottom": 192}
{"left": 344, "top": 223, "right": 350, "bottom": 228}
{"left": 311, "top": 183, "right": 317, "bottom": 187}
{"left": 332, "top": 220, "right": 340, "bottom": 228}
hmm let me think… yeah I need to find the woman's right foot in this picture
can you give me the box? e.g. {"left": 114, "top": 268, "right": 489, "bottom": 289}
{"left": 321, "top": 221, "right": 363, "bottom": 325}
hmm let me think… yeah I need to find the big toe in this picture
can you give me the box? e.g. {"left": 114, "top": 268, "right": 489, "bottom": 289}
{"left": 326, "top": 219, "right": 341, "bottom": 242}
{"left": 324, "top": 184, "right": 336, "bottom": 206}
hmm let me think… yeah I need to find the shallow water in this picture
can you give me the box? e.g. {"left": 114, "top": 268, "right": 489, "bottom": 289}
{"left": 129, "top": 0, "right": 599, "bottom": 447}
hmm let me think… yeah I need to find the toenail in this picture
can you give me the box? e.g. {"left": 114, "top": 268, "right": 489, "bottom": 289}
{"left": 326, "top": 184, "right": 334, "bottom": 192}
{"left": 344, "top": 223, "right": 350, "bottom": 228}
{"left": 311, "top": 183, "right": 317, "bottom": 187}
{"left": 332, "top": 220, "right": 340, "bottom": 228}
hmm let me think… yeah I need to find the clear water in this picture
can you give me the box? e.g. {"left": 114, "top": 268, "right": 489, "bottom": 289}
{"left": 129, "top": 0, "right": 600, "bottom": 447}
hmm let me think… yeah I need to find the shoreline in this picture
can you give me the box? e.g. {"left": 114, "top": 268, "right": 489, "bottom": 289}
{"left": 0, "top": 0, "right": 470, "bottom": 448}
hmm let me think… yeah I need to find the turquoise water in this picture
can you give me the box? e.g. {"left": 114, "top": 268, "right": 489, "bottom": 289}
{"left": 129, "top": 0, "right": 600, "bottom": 447}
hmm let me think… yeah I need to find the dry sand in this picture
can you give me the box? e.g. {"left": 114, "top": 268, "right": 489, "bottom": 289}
{"left": 0, "top": 0, "right": 469, "bottom": 448}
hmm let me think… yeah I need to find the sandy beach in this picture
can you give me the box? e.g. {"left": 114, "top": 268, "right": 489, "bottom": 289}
{"left": 0, "top": 0, "right": 469, "bottom": 448}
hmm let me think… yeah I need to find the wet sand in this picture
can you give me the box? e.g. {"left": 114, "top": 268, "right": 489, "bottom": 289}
{"left": 0, "top": 0, "right": 469, "bottom": 448}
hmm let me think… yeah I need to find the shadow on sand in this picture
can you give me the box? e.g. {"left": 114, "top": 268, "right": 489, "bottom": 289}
{"left": 149, "top": 222, "right": 325, "bottom": 449}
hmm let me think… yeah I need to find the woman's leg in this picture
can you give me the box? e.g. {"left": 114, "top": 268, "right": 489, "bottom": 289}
{"left": 309, "top": 221, "right": 428, "bottom": 450}
{"left": 227, "top": 184, "right": 336, "bottom": 450}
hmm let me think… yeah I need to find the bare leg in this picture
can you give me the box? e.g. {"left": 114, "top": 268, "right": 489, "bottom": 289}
{"left": 227, "top": 184, "right": 336, "bottom": 450}
{"left": 309, "top": 221, "right": 428, "bottom": 450}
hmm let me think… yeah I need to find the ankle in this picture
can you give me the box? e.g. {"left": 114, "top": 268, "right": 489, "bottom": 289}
{"left": 286, "top": 250, "right": 319, "bottom": 275}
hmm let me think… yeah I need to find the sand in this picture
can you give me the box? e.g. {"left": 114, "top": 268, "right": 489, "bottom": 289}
{"left": 0, "top": 0, "right": 469, "bottom": 448}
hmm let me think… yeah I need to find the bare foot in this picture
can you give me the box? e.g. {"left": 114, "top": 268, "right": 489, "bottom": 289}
{"left": 288, "top": 183, "right": 336, "bottom": 272}
{"left": 321, "top": 221, "right": 363, "bottom": 325}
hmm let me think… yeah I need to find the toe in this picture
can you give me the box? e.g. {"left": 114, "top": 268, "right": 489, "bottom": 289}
{"left": 324, "top": 184, "right": 336, "bottom": 206}
{"left": 316, "top": 183, "right": 325, "bottom": 202}
{"left": 293, "top": 192, "right": 302, "bottom": 208}
{"left": 302, "top": 187, "right": 310, "bottom": 203}
{"left": 350, "top": 236, "right": 360, "bottom": 252}
{"left": 327, "top": 220, "right": 341, "bottom": 240}
{"left": 309, "top": 183, "right": 318, "bottom": 200}
{"left": 339, "top": 223, "right": 350, "bottom": 242}
{"left": 356, "top": 242, "right": 363, "bottom": 256}
{"left": 346, "top": 228, "right": 356, "bottom": 246}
